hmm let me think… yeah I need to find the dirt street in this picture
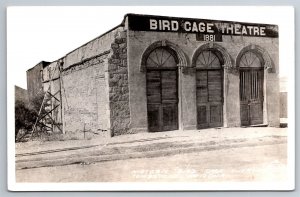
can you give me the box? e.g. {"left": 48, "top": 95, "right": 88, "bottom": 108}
{"left": 15, "top": 127, "right": 288, "bottom": 182}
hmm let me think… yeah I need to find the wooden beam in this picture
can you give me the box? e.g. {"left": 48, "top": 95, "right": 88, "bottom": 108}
{"left": 37, "top": 105, "right": 60, "bottom": 122}
{"left": 47, "top": 91, "right": 61, "bottom": 102}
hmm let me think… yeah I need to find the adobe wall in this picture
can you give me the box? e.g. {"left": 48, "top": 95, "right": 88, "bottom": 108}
{"left": 61, "top": 53, "right": 111, "bottom": 135}
{"left": 63, "top": 27, "right": 125, "bottom": 70}
{"left": 127, "top": 30, "right": 279, "bottom": 132}
{"left": 59, "top": 26, "right": 130, "bottom": 136}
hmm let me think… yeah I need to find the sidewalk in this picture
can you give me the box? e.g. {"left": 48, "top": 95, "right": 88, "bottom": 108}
{"left": 15, "top": 127, "right": 287, "bottom": 170}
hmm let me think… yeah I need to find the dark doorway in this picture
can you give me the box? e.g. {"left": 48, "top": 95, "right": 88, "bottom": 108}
{"left": 146, "top": 47, "right": 179, "bottom": 132}
{"left": 195, "top": 50, "right": 223, "bottom": 129}
{"left": 239, "top": 51, "right": 264, "bottom": 126}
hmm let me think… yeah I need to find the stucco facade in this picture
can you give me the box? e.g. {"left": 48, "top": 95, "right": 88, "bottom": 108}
{"left": 28, "top": 14, "right": 280, "bottom": 137}
{"left": 126, "top": 14, "right": 279, "bottom": 134}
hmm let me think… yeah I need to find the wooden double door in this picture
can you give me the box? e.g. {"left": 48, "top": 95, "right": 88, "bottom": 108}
{"left": 240, "top": 69, "right": 264, "bottom": 126}
{"left": 196, "top": 69, "right": 223, "bottom": 129}
{"left": 146, "top": 69, "right": 178, "bottom": 132}
{"left": 195, "top": 50, "right": 224, "bottom": 129}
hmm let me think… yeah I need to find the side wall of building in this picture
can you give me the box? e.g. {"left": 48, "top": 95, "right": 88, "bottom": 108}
{"left": 59, "top": 26, "right": 130, "bottom": 136}
{"left": 61, "top": 55, "right": 110, "bottom": 135}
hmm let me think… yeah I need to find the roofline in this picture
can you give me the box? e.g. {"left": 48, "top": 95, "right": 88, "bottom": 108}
{"left": 124, "top": 13, "right": 278, "bottom": 27}
{"left": 26, "top": 61, "right": 51, "bottom": 72}
{"left": 30, "top": 13, "right": 278, "bottom": 71}
{"left": 64, "top": 21, "right": 125, "bottom": 57}
{"left": 15, "top": 85, "right": 27, "bottom": 91}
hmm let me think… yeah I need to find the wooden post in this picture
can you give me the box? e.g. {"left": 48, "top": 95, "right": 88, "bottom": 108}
{"left": 59, "top": 61, "right": 65, "bottom": 134}
{"left": 83, "top": 123, "right": 86, "bottom": 140}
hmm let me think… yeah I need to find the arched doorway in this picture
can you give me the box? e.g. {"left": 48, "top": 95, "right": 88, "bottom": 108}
{"left": 239, "top": 50, "right": 264, "bottom": 126}
{"left": 146, "top": 47, "right": 179, "bottom": 132}
{"left": 195, "top": 49, "right": 224, "bottom": 129}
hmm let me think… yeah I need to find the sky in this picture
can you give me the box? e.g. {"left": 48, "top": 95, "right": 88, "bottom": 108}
{"left": 7, "top": 6, "right": 293, "bottom": 89}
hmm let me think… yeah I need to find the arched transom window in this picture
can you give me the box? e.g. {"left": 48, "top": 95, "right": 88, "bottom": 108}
{"left": 239, "top": 51, "right": 263, "bottom": 68}
{"left": 195, "top": 50, "right": 222, "bottom": 69}
{"left": 146, "top": 47, "right": 178, "bottom": 69}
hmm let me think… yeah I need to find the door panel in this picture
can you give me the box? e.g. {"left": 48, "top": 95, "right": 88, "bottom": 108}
{"left": 197, "top": 105, "right": 208, "bottom": 129}
{"left": 161, "top": 71, "right": 177, "bottom": 103}
{"left": 161, "top": 71, "right": 178, "bottom": 131}
{"left": 208, "top": 71, "right": 223, "bottom": 102}
{"left": 210, "top": 105, "right": 222, "bottom": 124}
{"left": 250, "top": 102, "right": 263, "bottom": 125}
{"left": 240, "top": 69, "right": 263, "bottom": 126}
{"left": 240, "top": 104, "right": 249, "bottom": 125}
{"left": 147, "top": 104, "right": 161, "bottom": 132}
{"left": 196, "top": 71, "right": 208, "bottom": 103}
{"left": 196, "top": 70, "right": 223, "bottom": 129}
{"left": 198, "top": 105, "right": 207, "bottom": 124}
{"left": 162, "top": 104, "right": 178, "bottom": 131}
{"left": 146, "top": 71, "right": 161, "bottom": 104}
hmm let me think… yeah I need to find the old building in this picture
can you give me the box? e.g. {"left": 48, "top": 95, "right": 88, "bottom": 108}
{"left": 27, "top": 61, "right": 50, "bottom": 102}
{"left": 27, "top": 14, "right": 280, "bottom": 137}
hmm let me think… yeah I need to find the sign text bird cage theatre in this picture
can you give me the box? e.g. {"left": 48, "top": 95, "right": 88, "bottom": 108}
{"left": 27, "top": 14, "right": 279, "bottom": 137}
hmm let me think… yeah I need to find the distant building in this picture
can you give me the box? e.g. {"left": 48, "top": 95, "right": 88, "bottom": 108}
{"left": 15, "top": 85, "right": 28, "bottom": 104}
{"left": 27, "top": 14, "right": 280, "bottom": 137}
{"left": 27, "top": 61, "right": 50, "bottom": 102}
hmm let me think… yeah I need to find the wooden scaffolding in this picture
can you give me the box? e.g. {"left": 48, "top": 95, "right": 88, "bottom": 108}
{"left": 30, "top": 61, "right": 63, "bottom": 138}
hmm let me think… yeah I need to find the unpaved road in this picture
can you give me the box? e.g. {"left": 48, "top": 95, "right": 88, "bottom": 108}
{"left": 15, "top": 127, "right": 288, "bottom": 182}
